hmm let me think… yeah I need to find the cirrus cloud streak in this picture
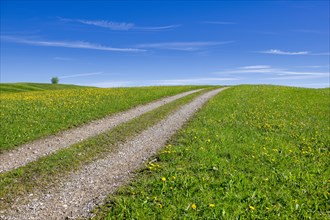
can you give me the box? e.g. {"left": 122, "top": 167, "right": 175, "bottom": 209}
{"left": 213, "top": 65, "right": 329, "bottom": 79}
{"left": 260, "top": 49, "right": 329, "bottom": 56}
{"left": 60, "top": 17, "right": 180, "bottom": 31}
{"left": 1, "top": 36, "right": 145, "bottom": 52}
{"left": 136, "top": 41, "right": 233, "bottom": 51}
{"left": 59, "top": 72, "right": 103, "bottom": 79}
{"left": 261, "top": 49, "right": 309, "bottom": 55}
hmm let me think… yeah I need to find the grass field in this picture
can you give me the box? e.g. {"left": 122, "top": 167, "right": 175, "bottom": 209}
{"left": 0, "top": 82, "right": 92, "bottom": 93}
{"left": 0, "top": 89, "right": 211, "bottom": 210}
{"left": 0, "top": 85, "right": 204, "bottom": 151}
{"left": 93, "top": 85, "right": 329, "bottom": 219}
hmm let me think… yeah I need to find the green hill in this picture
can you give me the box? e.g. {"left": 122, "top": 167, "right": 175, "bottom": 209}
{"left": 0, "top": 83, "right": 94, "bottom": 93}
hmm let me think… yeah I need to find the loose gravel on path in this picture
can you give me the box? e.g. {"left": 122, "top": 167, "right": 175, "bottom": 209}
{"left": 1, "top": 88, "right": 226, "bottom": 220}
{"left": 0, "top": 89, "right": 202, "bottom": 173}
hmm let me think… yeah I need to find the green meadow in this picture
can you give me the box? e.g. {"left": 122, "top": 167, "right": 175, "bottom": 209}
{"left": 93, "top": 85, "right": 329, "bottom": 219}
{"left": 0, "top": 82, "right": 92, "bottom": 93}
{"left": 0, "top": 89, "right": 210, "bottom": 210}
{"left": 0, "top": 85, "right": 204, "bottom": 151}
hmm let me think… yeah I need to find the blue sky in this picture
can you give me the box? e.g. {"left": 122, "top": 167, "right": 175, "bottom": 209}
{"left": 1, "top": 0, "right": 329, "bottom": 88}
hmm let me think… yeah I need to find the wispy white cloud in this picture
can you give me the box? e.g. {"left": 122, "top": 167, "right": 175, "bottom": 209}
{"left": 134, "top": 25, "right": 181, "bottom": 31}
{"left": 239, "top": 65, "right": 272, "bottom": 69}
{"left": 214, "top": 65, "right": 328, "bottom": 78}
{"left": 77, "top": 19, "right": 134, "bottom": 30}
{"left": 136, "top": 41, "right": 233, "bottom": 51}
{"left": 1, "top": 36, "right": 145, "bottom": 52}
{"left": 59, "top": 72, "right": 103, "bottom": 79}
{"left": 218, "top": 66, "right": 281, "bottom": 74}
{"left": 295, "top": 65, "right": 329, "bottom": 68}
{"left": 259, "top": 49, "right": 329, "bottom": 56}
{"left": 90, "top": 77, "right": 238, "bottom": 88}
{"left": 201, "top": 21, "right": 236, "bottom": 25}
{"left": 152, "top": 77, "right": 238, "bottom": 85}
{"left": 275, "top": 71, "right": 328, "bottom": 76}
{"left": 60, "top": 17, "right": 180, "bottom": 31}
{"left": 260, "top": 49, "right": 309, "bottom": 55}
{"left": 270, "top": 75, "right": 328, "bottom": 80}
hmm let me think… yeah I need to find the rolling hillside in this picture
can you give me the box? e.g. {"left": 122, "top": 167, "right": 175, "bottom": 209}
{"left": 0, "top": 83, "right": 93, "bottom": 93}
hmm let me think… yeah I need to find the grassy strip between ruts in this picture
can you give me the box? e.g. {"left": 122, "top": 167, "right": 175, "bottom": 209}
{"left": 0, "top": 85, "right": 206, "bottom": 152}
{"left": 0, "top": 88, "right": 214, "bottom": 210}
{"left": 91, "top": 85, "right": 329, "bottom": 219}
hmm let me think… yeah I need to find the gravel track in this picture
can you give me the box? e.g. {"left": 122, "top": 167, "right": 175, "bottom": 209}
{"left": 0, "top": 89, "right": 202, "bottom": 173}
{"left": 1, "top": 88, "right": 226, "bottom": 220}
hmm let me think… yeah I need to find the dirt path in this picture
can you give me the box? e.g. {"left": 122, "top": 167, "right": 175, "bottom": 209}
{"left": 0, "top": 89, "right": 202, "bottom": 173}
{"left": 1, "top": 88, "right": 226, "bottom": 220}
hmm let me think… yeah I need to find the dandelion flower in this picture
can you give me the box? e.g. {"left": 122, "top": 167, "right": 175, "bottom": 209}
{"left": 161, "top": 177, "right": 166, "bottom": 182}
{"left": 191, "top": 203, "right": 197, "bottom": 210}
{"left": 209, "top": 204, "right": 215, "bottom": 208}
{"left": 249, "top": 205, "right": 255, "bottom": 211}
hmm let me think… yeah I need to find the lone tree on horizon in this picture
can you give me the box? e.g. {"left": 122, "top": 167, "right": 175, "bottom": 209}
{"left": 51, "top": 77, "right": 59, "bottom": 84}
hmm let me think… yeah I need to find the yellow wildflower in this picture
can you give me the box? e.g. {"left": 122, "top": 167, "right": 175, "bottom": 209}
{"left": 161, "top": 177, "right": 166, "bottom": 182}
{"left": 249, "top": 205, "right": 255, "bottom": 211}
{"left": 191, "top": 203, "right": 197, "bottom": 210}
{"left": 209, "top": 204, "right": 215, "bottom": 208}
